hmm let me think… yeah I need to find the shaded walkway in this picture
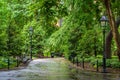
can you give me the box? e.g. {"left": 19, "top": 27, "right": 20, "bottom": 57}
{"left": 0, "top": 58, "right": 119, "bottom": 80}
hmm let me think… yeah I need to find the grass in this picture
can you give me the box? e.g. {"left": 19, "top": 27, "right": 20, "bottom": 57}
{"left": 0, "top": 57, "right": 18, "bottom": 69}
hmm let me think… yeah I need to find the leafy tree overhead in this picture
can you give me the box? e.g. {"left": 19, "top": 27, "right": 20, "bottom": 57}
{"left": 0, "top": 0, "right": 68, "bottom": 58}
{"left": 44, "top": 0, "right": 120, "bottom": 61}
{"left": 0, "top": 0, "right": 120, "bottom": 62}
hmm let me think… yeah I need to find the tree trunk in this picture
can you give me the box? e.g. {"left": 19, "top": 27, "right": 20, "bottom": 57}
{"left": 105, "top": 31, "right": 112, "bottom": 59}
{"left": 116, "top": 17, "right": 120, "bottom": 61}
{"left": 104, "top": 0, "right": 120, "bottom": 61}
{"left": 105, "top": 17, "right": 120, "bottom": 59}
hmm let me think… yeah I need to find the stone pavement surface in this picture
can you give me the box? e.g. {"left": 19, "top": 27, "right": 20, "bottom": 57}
{"left": 0, "top": 58, "right": 120, "bottom": 80}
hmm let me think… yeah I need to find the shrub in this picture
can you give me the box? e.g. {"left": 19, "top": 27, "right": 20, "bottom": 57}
{"left": 111, "top": 60, "right": 120, "bottom": 68}
{"left": 0, "top": 57, "right": 18, "bottom": 69}
{"left": 106, "top": 59, "right": 111, "bottom": 67}
{"left": 72, "top": 56, "right": 120, "bottom": 69}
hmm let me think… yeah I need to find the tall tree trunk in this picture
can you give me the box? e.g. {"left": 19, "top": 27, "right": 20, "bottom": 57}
{"left": 104, "top": 0, "right": 120, "bottom": 61}
{"left": 115, "top": 17, "right": 120, "bottom": 61}
{"left": 105, "top": 17, "right": 120, "bottom": 59}
{"left": 105, "top": 31, "right": 112, "bottom": 59}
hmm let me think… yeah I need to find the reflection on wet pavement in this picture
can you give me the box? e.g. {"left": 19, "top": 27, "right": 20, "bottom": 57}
{"left": 0, "top": 58, "right": 119, "bottom": 80}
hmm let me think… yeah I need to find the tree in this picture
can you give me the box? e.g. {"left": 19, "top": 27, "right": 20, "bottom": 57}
{"left": 0, "top": 0, "right": 9, "bottom": 56}
{"left": 103, "top": 0, "right": 120, "bottom": 60}
{"left": 105, "top": 17, "right": 120, "bottom": 59}
{"left": 44, "top": 0, "right": 104, "bottom": 58}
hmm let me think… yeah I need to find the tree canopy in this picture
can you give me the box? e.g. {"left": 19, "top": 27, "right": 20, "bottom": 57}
{"left": 0, "top": 0, "right": 120, "bottom": 62}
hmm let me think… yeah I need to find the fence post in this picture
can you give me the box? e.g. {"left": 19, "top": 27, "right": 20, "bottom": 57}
{"left": 8, "top": 58, "right": 10, "bottom": 70}
{"left": 96, "top": 59, "right": 99, "bottom": 72}
{"left": 16, "top": 57, "right": 19, "bottom": 67}
{"left": 82, "top": 58, "right": 84, "bottom": 68}
{"left": 73, "top": 57, "right": 75, "bottom": 64}
{"left": 76, "top": 57, "right": 79, "bottom": 66}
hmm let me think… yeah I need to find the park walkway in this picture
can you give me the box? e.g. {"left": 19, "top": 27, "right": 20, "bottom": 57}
{"left": 0, "top": 58, "right": 120, "bottom": 80}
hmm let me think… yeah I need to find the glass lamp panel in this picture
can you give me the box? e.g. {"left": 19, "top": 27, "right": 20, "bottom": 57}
{"left": 101, "top": 21, "right": 106, "bottom": 27}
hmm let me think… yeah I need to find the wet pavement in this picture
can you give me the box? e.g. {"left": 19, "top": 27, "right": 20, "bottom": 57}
{"left": 0, "top": 58, "right": 120, "bottom": 80}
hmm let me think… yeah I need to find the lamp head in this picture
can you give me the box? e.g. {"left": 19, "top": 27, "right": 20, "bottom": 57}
{"left": 100, "top": 16, "right": 108, "bottom": 27}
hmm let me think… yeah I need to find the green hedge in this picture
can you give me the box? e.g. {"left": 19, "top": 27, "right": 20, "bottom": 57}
{"left": 0, "top": 57, "right": 17, "bottom": 69}
{"left": 74, "top": 56, "right": 120, "bottom": 68}
{"left": 90, "top": 57, "right": 120, "bottom": 68}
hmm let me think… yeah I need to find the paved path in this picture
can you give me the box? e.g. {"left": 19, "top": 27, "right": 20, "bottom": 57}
{"left": 0, "top": 58, "right": 71, "bottom": 80}
{"left": 0, "top": 58, "right": 120, "bottom": 80}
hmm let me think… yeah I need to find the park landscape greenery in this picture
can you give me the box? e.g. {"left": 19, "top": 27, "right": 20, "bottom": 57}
{"left": 0, "top": 0, "right": 120, "bottom": 70}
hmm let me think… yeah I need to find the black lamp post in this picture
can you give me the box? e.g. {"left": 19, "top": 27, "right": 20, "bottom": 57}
{"left": 29, "top": 27, "right": 33, "bottom": 60}
{"left": 7, "top": 26, "right": 10, "bottom": 70}
{"left": 100, "top": 15, "right": 108, "bottom": 73}
{"left": 94, "top": 33, "right": 97, "bottom": 57}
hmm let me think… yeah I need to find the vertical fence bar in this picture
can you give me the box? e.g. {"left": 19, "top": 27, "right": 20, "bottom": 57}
{"left": 76, "top": 57, "right": 79, "bottom": 66}
{"left": 82, "top": 58, "right": 84, "bottom": 68}
{"left": 8, "top": 58, "right": 10, "bottom": 70}
{"left": 16, "top": 57, "right": 19, "bottom": 67}
{"left": 73, "top": 57, "right": 75, "bottom": 64}
{"left": 96, "top": 59, "right": 99, "bottom": 72}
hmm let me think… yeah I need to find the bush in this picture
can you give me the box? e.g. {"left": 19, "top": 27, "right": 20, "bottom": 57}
{"left": 72, "top": 56, "right": 120, "bottom": 69}
{"left": 111, "top": 60, "right": 120, "bottom": 68}
{"left": 89, "top": 57, "right": 120, "bottom": 68}
{"left": 85, "top": 57, "right": 94, "bottom": 62}
{"left": 0, "top": 57, "right": 17, "bottom": 69}
{"left": 0, "top": 61, "right": 7, "bottom": 68}
{"left": 106, "top": 59, "right": 111, "bottom": 67}
{"left": 90, "top": 59, "right": 102, "bottom": 67}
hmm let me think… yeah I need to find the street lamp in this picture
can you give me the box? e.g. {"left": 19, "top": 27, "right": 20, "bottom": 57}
{"left": 100, "top": 15, "right": 108, "bottom": 73}
{"left": 29, "top": 27, "right": 33, "bottom": 60}
{"left": 94, "top": 33, "right": 97, "bottom": 57}
{"left": 7, "top": 26, "right": 10, "bottom": 70}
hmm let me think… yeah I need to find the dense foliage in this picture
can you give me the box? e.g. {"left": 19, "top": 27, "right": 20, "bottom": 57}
{"left": 0, "top": 0, "right": 120, "bottom": 69}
